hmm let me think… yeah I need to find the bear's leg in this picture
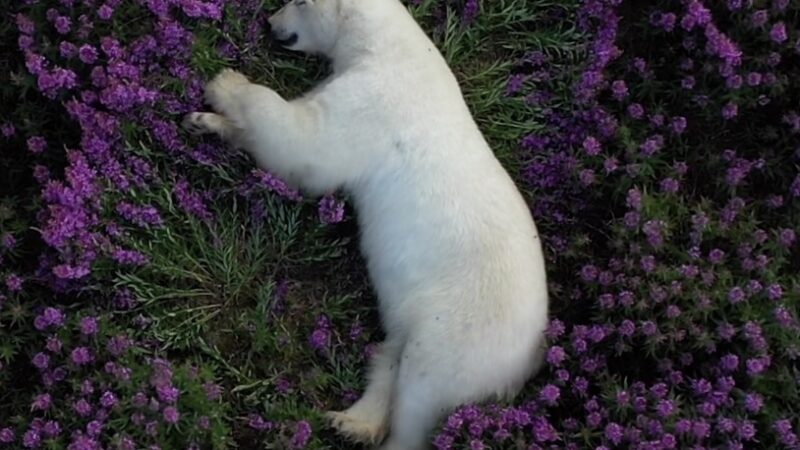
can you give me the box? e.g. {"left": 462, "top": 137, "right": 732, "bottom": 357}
{"left": 377, "top": 344, "right": 454, "bottom": 450}
{"left": 327, "top": 338, "right": 403, "bottom": 445}
{"left": 187, "top": 68, "right": 350, "bottom": 194}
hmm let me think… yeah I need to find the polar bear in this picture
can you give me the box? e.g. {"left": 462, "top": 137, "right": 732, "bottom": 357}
{"left": 183, "top": 0, "right": 549, "bottom": 448}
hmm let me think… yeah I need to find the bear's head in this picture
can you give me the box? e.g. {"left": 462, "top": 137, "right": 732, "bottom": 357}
{"left": 268, "top": 0, "right": 342, "bottom": 55}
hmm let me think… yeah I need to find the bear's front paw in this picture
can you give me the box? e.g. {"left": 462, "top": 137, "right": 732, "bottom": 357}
{"left": 181, "top": 112, "right": 213, "bottom": 135}
{"left": 205, "top": 68, "right": 250, "bottom": 112}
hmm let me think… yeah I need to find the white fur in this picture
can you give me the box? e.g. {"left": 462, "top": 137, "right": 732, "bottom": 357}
{"left": 184, "top": 0, "right": 549, "bottom": 448}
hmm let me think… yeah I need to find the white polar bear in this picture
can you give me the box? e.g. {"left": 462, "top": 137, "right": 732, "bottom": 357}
{"left": 183, "top": 0, "right": 550, "bottom": 448}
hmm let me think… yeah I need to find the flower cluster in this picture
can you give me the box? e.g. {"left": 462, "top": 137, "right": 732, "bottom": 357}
{"left": 436, "top": 0, "right": 800, "bottom": 448}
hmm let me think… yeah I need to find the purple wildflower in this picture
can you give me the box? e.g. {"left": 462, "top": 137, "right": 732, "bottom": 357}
{"left": 539, "top": 384, "right": 560, "bottom": 406}
{"left": 5, "top": 274, "right": 23, "bottom": 292}
{"left": 0, "top": 428, "right": 14, "bottom": 443}
{"left": 770, "top": 22, "right": 788, "bottom": 43}
{"left": 31, "top": 393, "right": 51, "bottom": 411}
{"left": 31, "top": 353, "right": 50, "bottom": 370}
{"left": 73, "top": 399, "right": 92, "bottom": 417}
{"left": 582, "top": 136, "right": 601, "bottom": 156}
{"left": 248, "top": 414, "right": 273, "bottom": 431}
{"left": 26, "top": 136, "right": 46, "bottom": 154}
{"left": 291, "top": 421, "right": 312, "bottom": 449}
{"left": 318, "top": 195, "right": 345, "bottom": 224}
{"left": 79, "top": 316, "right": 99, "bottom": 335}
{"left": 163, "top": 406, "right": 180, "bottom": 424}
{"left": 71, "top": 347, "right": 93, "bottom": 365}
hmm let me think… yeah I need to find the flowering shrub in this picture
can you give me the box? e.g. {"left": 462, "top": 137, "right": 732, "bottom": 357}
{"left": 0, "top": 0, "right": 798, "bottom": 448}
{"left": 434, "top": 0, "right": 800, "bottom": 448}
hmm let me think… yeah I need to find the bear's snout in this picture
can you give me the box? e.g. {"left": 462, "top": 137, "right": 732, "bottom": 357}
{"left": 271, "top": 30, "right": 299, "bottom": 47}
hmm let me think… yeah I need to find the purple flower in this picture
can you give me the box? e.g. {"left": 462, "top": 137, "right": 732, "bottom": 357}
{"left": 626, "top": 188, "right": 642, "bottom": 211}
{"left": 611, "top": 80, "right": 628, "bottom": 100}
{"left": 708, "top": 249, "right": 725, "bottom": 264}
{"left": 639, "top": 134, "right": 664, "bottom": 156}
{"left": 728, "top": 287, "right": 746, "bottom": 304}
{"left": 670, "top": 116, "right": 687, "bottom": 134}
{"left": 539, "top": 384, "right": 560, "bottom": 405}
{"left": 16, "top": 13, "right": 35, "bottom": 34}
{"left": 578, "top": 169, "right": 596, "bottom": 185}
{"left": 100, "top": 391, "right": 117, "bottom": 408}
{"left": 623, "top": 211, "right": 640, "bottom": 229}
{"left": 198, "top": 416, "right": 211, "bottom": 430}
{"left": 79, "top": 316, "right": 99, "bottom": 335}
{"left": 682, "top": 0, "right": 711, "bottom": 30}
{"left": 744, "top": 393, "right": 763, "bottom": 413}
{"left": 248, "top": 414, "right": 273, "bottom": 431}
{"left": 722, "top": 102, "right": 738, "bottom": 120}
{"left": 74, "top": 399, "right": 92, "bottom": 417}
{"left": 779, "top": 228, "right": 796, "bottom": 247}
{"left": 291, "top": 421, "right": 312, "bottom": 449}
{"left": 31, "top": 393, "right": 52, "bottom": 411}
{"left": 605, "top": 422, "right": 623, "bottom": 445}
{"left": 117, "top": 202, "right": 163, "bottom": 227}
{"left": 739, "top": 420, "right": 756, "bottom": 440}
{"left": 746, "top": 72, "right": 763, "bottom": 86}
{"left": 5, "top": 274, "right": 23, "bottom": 292}
{"left": 691, "top": 420, "right": 711, "bottom": 440}
{"left": 681, "top": 76, "right": 695, "bottom": 90}
{"left": 641, "top": 321, "right": 657, "bottom": 336}
{"left": 720, "top": 354, "right": 739, "bottom": 372}
{"left": 657, "top": 399, "right": 675, "bottom": 417}
{"left": 770, "top": 22, "right": 788, "bottom": 43}
{"left": 582, "top": 136, "right": 601, "bottom": 156}
{"left": 67, "top": 433, "right": 101, "bottom": 450}
{"left": 746, "top": 357, "right": 768, "bottom": 376}
{"left": 640, "top": 255, "right": 656, "bottom": 273}
{"left": 97, "top": 4, "right": 114, "bottom": 20}
{"left": 643, "top": 220, "right": 665, "bottom": 248}
{"left": 0, "top": 428, "right": 14, "bottom": 443}
{"left": 546, "top": 319, "right": 565, "bottom": 339}
{"left": 628, "top": 103, "right": 644, "bottom": 119}
{"left": 157, "top": 385, "right": 180, "bottom": 404}
{"left": 173, "top": 179, "right": 213, "bottom": 221}
{"left": 767, "top": 283, "right": 783, "bottom": 299}
{"left": 203, "top": 382, "right": 222, "bottom": 401}
{"left": 86, "top": 421, "right": 103, "bottom": 437}
{"left": 1, "top": 122, "right": 15, "bottom": 138}
{"left": 26, "top": 136, "right": 46, "bottom": 154}
{"left": 78, "top": 45, "right": 98, "bottom": 64}
{"left": 618, "top": 319, "right": 635, "bottom": 336}
{"left": 774, "top": 306, "right": 798, "bottom": 328}
{"left": 71, "top": 347, "right": 93, "bottom": 365}
{"left": 34, "top": 307, "right": 64, "bottom": 331}
{"left": 31, "top": 352, "right": 50, "bottom": 370}
{"left": 751, "top": 10, "right": 769, "bottom": 27}
{"left": 580, "top": 265, "right": 599, "bottom": 282}
{"left": 54, "top": 16, "right": 71, "bottom": 34}
{"left": 546, "top": 346, "right": 566, "bottom": 366}
{"left": 660, "top": 177, "right": 680, "bottom": 193}
{"left": 163, "top": 406, "right": 180, "bottom": 424}
{"left": 318, "top": 195, "right": 345, "bottom": 224}
{"left": 111, "top": 249, "right": 149, "bottom": 266}
{"left": 22, "top": 429, "right": 40, "bottom": 448}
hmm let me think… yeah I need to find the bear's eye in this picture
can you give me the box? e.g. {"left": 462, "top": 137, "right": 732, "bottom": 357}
{"left": 296, "top": 0, "right": 307, "bottom": 5}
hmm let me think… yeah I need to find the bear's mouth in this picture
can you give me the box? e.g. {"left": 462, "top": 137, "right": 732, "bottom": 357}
{"left": 275, "top": 33, "right": 298, "bottom": 47}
